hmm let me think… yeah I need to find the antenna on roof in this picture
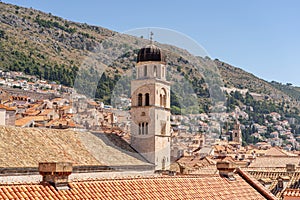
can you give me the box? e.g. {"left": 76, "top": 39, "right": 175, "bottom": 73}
{"left": 150, "top": 31, "right": 154, "bottom": 44}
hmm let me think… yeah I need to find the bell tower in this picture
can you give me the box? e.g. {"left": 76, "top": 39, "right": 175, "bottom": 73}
{"left": 131, "top": 43, "right": 171, "bottom": 170}
{"left": 232, "top": 119, "right": 242, "bottom": 145}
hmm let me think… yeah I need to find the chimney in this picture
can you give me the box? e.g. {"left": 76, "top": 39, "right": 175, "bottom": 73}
{"left": 248, "top": 154, "right": 255, "bottom": 162}
{"left": 217, "top": 161, "right": 236, "bottom": 180}
{"left": 286, "top": 163, "right": 296, "bottom": 172}
{"left": 39, "top": 162, "right": 72, "bottom": 190}
{"left": 277, "top": 176, "right": 290, "bottom": 190}
{"left": 277, "top": 178, "right": 283, "bottom": 190}
{"left": 258, "top": 178, "right": 272, "bottom": 189}
{"left": 240, "top": 154, "right": 245, "bottom": 160}
{"left": 218, "top": 151, "right": 227, "bottom": 159}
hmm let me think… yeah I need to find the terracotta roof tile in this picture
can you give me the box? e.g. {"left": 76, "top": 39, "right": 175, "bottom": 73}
{"left": 248, "top": 156, "right": 300, "bottom": 168}
{"left": 0, "top": 104, "right": 16, "bottom": 111}
{"left": 263, "top": 147, "right": 298, "bottom": 157}
{"left": 51, "top": 98, "right": 63, "bottom": 102}
{"left": 60, "top": 106, "right": 71, "bottom": 110}
{"left": 284, "top": 189, "right": 300, "bottom": 197}
{"left": 15, "top": 116, "right": 46, "bottom": 126}
{"left": 0, "top": 126, "right": 101, "bottom": 167}
{"left": 25, "top": 110, "right": 41, "bottom": 116}
{"left": 244, "top": 168, "right": 300, "bottom": 198}
{"left": 38, "top": 109, "right": 54, "bottom": 116}
{"left": 0, "top": 174, "right": 275, "bottom": 200}
{"left": 0, "top": 126, "right": 148, "bottom": 168}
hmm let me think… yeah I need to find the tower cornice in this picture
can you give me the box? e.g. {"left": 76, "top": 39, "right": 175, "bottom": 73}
{"left": 131, "top": 78, "right": 171, "bottom": 86}
{"left": 155, "top": 134, "right": 171, "bottom": 138}
{"left": 136, "top": 61, "right": 166, "bottom": 66}
{"left": 131, "top": 105, "right": 171, "bottom": 111}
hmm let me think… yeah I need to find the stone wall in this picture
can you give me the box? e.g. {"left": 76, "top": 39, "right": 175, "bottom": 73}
{"left": 1, "top": 86, "right": 58, "bottom": 101}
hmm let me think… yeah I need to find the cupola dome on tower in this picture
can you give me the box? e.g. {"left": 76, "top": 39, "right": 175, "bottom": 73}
{"left": 137, "top": 44, "right": 166, "bottom": 63}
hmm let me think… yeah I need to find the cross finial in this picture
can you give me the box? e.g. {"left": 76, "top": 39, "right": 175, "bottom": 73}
{"left": 150, "top": 31, "right": 154, "bottom": 44}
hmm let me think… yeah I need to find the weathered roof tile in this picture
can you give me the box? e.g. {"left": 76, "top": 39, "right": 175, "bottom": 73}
{"left": 0, "top": 175, "right": 275, "bottom": 200}
{"left": 0, "top": 126, "right": 148, "bottom": 168}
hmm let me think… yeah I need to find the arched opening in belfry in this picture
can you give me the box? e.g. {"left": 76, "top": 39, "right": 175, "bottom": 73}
{"left": 142, "top": 123, "right": 145, "bottom": 134}
{"left": 145, "top": 93, "right": 150, "bottom": 106}
{"left": 139, "top": 122, "right": 149, "bottom": 135}
{"left": 160, "top": 88, "right": 167, "bottom": 107}
{"left": 138, "top": 93, "right": 143, "bottom": 106}
{"left": 145, "top": 122, "right": 148, "bottom": 134}
{"left": 138, "top": 123, "right": 141, "bottom": 135}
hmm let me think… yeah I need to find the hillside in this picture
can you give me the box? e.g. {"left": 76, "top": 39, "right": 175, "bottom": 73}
{"left": 1, "top": 2, "right": 300, "bottom": 118}
{"left": 215, "top": 59, "right": 300, "bottom": 102}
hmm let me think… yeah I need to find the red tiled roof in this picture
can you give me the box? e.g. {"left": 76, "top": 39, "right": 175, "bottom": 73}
{"left": 236, "top": 168, "right": 277, "bottom": 200}
{"left": 51, "top": 97, "right": 63, "bottom": 102}
{"left": 244, "top": 168, "right": 300, "bottom": 199}
{"left": 0, "top": 104, "right": 16, "bottom": 111}
{"left": 60, "top": 105, "right": 71, "bottom": 110}
{"left": 174, "top": 156, "right": 218, "bottom": 174}
{"left": 0, "top": 126, "right": 148, "bottom": 167}
{"left": 0, "top": 175, "right": 275, "bottom": 200}
{"left": 264, "top": 147, "right": 298, "bottom": 157}
{"left": 284, "top": 189, "right": 300, "bottom": 197}
{"left": 39, "top": 109, "right": 54, "bottom": 116}
{"left": 15, "top": 116, "right": 46, "bottom": 127}
{"left": 248, "top": 156, "right": 300, "bottom": 168}
{"left": 25, "top": 110, "right": 41, "bottom": 116}
{"left": 45, "top": 118, "right": 83, "bottom": 128}
{"left": 87, "top": 101, "right": 98, "bottom": 106}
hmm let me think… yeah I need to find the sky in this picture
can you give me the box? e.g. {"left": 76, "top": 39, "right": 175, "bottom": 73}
{"left": 2, "top": 0, "right": 300, "bottom": 86}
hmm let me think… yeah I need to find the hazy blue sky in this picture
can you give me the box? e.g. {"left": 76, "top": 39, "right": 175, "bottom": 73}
{"left": 2, "top": 0, "right": 300, "bottom": 86}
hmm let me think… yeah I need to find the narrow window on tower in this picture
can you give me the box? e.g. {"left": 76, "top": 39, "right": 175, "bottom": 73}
{"left": 145, "top": 123, "right": 148, "bottom": 134}
{"left": 144, "top": 65, "right": 147, "bottom": 77}
{"left": 163, "top": 95, "right": 167, "bottom": 107}
{"left": 142, "top": 123, "right": 145, "bottom": 135}
{"left": 138, "top": 93, "right": 143, "bottom": 106}
{"left": 145, "top": 93, "right": 150, "bottom": 106}
{"left": 161, "top": 121, "right": 166, "bottom": 135}
{"left": 154, "top": 65, "right": 157, "bottom": 77}
{"left": 139, "top": 123, "right": 141, "bottom": 135}
{"left": 162, "top": 158, "right": 166, "bottom": 170}
{"left": 160, "top": 94, "right": 163, "bottom": 107}
{"left": 160, "top": 88, "right": 167, "bottom": 107}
